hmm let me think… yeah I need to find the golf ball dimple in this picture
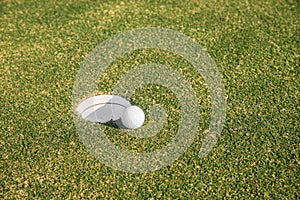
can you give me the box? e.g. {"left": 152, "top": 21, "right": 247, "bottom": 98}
{"left": 121, "top": 106, "right": 145, "bottom": 129}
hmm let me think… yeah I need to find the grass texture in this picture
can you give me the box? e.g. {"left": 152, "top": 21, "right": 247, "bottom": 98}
{"left": 1, "top": 0, "right": 299, "bottom": 199}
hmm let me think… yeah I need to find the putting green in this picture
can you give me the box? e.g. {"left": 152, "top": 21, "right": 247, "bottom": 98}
{"left": 1, "top": 0, "right": 298, "bottom": 199}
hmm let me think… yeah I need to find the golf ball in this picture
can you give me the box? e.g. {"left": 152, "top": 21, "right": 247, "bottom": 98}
{"left": 121, "top": 106, "right": 145, "bottom": 129}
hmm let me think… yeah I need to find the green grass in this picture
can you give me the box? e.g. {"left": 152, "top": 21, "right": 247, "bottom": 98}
{"left": 1, "top": 0, "right": 299, "bottom": 199}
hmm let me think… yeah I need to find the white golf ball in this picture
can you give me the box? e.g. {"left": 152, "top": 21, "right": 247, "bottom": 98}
{"left": 121, "top": 106, "right": 145, "bottom": 129}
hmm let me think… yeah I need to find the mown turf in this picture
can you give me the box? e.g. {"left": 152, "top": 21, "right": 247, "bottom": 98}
{"left": 1, "top": 0, "right": 299, "bottom": 199}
